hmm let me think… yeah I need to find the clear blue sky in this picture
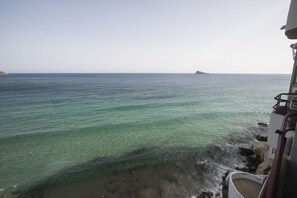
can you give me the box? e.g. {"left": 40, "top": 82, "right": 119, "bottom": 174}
{"left": 0, "top": 0, "right": 294, "bottom": 73}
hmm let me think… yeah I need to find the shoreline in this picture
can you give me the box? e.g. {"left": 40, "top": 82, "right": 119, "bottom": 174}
{"left": 221, "top": 127, "right": 272, "bottom": 198}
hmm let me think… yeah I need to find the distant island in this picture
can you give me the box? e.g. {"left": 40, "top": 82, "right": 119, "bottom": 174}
{"left": 0, "top": 71, "right": 5, "bottom": 75}
{"left": 195, "top": 70, "right": 206, "bottom": 74}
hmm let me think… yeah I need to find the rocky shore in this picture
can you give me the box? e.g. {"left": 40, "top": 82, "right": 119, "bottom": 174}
{"left": 220, "top": 134, "right": 272, "bottom": 198}
{"left": 237, "top": 135, "right": 271, "bottom": 174}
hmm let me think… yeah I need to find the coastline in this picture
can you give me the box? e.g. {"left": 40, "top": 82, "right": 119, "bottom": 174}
{"left": 221, "top": 126, "right": 272, "bottom": 198}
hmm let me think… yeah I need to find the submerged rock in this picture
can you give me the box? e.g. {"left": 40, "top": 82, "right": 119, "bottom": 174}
{"left": 197, "top": 191, "right": 213, "bottom": 198}
{"left": 257, "top": 122, "right": 268, "bottom": 128}
{"left": 239, "top": 146, "right": 254, "bottom": 156}
{"left": 138, "top": 188, "right": 159, "bottom": 198}
{"left": 255, "top": 135, "right": 268, "bottom": 141}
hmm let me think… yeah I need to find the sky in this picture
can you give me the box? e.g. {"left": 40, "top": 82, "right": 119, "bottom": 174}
{"left": 0, "top": 0, "right": 294, "bottom": 74}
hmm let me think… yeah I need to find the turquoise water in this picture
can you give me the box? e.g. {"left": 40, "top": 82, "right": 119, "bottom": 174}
{"left": 0, "top": 74, "right": 290, "bottom": 197}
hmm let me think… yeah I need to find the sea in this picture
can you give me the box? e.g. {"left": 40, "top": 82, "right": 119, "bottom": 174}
{"left": 0, "top": 73, "right": 290, "bottom": 198}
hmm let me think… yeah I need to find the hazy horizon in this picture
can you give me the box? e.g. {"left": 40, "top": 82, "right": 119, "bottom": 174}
{"left": 1, "top": 72, "right": 291, "bottom": 75}
{"left": 0, "top": 0, "right": 294, "bottom": 74}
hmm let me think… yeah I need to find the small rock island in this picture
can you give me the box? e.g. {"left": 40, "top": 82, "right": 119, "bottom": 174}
{"left": 195, "top": 70, "right": 206, "bottom": 74}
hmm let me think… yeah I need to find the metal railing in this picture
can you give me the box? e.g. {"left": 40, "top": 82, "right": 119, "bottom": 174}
{"left": 273, "top": 93, "right": 297, "bottom": 114}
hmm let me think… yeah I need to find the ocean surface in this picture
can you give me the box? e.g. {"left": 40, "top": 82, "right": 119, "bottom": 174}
{"left": 0, "top": 73, "right": 290, "bottom": 197}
